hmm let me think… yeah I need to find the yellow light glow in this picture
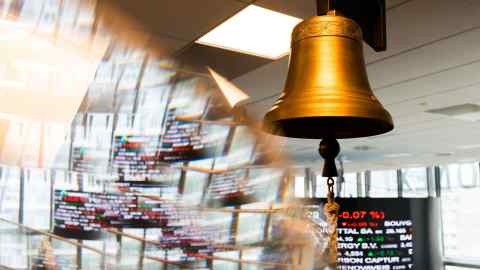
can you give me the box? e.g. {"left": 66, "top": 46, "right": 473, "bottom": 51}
{"left": 0, "top": 19, "right": 108, "bottom": 168}
{"left": 196, "top": 5, "right": 302, "bottom": 60}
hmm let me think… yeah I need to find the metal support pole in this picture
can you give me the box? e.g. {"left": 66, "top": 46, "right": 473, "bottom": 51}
{"left": 49, "top": 169, "right": 55, "bottom": 231}
{"left": 396, "top": 169, "right": 403, "bottom": 198}
{"left": 364, "top": 170, "right": 371, "bottom": 198}
{"left": 304, "top": 168, "right": 311, "bottom": 198}
{"left": 426, "top": 167, "right": 435, "bottom": 197}
{"left": 434, "top": 166, "right": 442, "bottom": 198}
{"left": 131, "top": 54, "right": 150, "bottom": 127}
{"left": 356, "top": 172, "right": 363, "bottom": 197}
{"left": 18, "top": 168, "right": 25, "bottom": 224}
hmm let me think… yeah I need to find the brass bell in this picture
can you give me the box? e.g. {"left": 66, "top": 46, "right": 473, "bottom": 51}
{"left": 264, "top": 13, "right": 393, "bottom": 139}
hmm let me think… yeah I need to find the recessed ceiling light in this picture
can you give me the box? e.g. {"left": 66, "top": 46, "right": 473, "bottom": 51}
{"left": 459, "top": 159, "right": 476, "bottom": 163}
{"left": 435, "top": 152, "right": 454, "bottom": 157}
{"left": 457, "top": 144, "right": 480, "bottom": 150}
{"left": 426, "top": 103, "right": 480, "bottom": 121}
{"left": 353, "top": 145, "right": 374, "bottom": 151}
{"left": 196, "top": 5, "right": 302, "bottom": 60}
{"left": 384, "top": 153, "right": 412, "bottom": 158}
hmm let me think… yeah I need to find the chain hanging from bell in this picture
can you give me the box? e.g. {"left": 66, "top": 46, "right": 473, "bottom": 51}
{"left": 324, "top": 177, "right": 340, "bottom": 267}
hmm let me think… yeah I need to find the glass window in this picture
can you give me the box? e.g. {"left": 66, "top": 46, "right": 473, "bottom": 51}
{"left": 315, "top": 175, "right": 328, "bottom": 198}
{"left": 402, "top": 167, "right": 428, "bottom": 197}
{"left": 81, "top": 248, "right": 104, "bottom": 270}
{"left": 340, "top": 173, "right": 358, "bottom": 198}
{"left": 0, "top": 166, "right": 20, "bottom": 223}
{"left": 236, "top": 203, "right": 268, "bottom": 245}
{"left": 441, "top": 163, "right": 480, "bottom": 260}
{"left": 183, "top": 159, "right": 212, "bottom": 205}
{"left": 23, "top": 168, "right": 51, "bottom": 229}
{"left": 118, "top": 229, "right": 143, "bottom": 268}
{"left": 249, "top": 168, "right": 283, "bottom": 203}
{"left": 226, "top": 126, "right": 256, "bottom": 166}
{"left": 294, "top": 176, "right": 305, "bottom": 198}
{"left": 242, "top": 247, "right": 263, "bottom": 270}
{"left": 53, "top": 170, "right": 79, "bottom": 191}
{"left": 369, "top": 170, "right": 398, "bottom": 198}
{"left": 49, "top": 237, "right": 78, "bottom": 269}
{"left": 0, "top": 219, "right": 27, "bottom": 269}
{"left": 212, "top": 251, "right": 239, "bottom": 270}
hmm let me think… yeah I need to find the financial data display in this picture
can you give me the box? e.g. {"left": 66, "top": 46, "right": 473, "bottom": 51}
{"left": 336, "top": 199, "right": 414, "bottom": 270}
{"left": 206, "top": 170, "right": 256, "bottom": 207}
{"left": 112, "top": 135, "right": 162, "bottom": 177}
{"left": 298, "top": 198, "right": 434, "bottom": 270}
{"left": 113, "top": 109, "right": 222, "bottom": 178}
{"left": 71, "top": 146, "right": 108, "bottom": 174}
{"left": 53, "top": 190, "right": 105, "bottom": 240}
{"left": 54, "top": 186, "right": 169, "bottom": 239}
{"left": 159, "top": 108, "right": 220, "bottom": 162}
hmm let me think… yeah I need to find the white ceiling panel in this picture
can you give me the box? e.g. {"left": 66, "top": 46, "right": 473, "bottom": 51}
{"left": 367, "top": 27, "right": 480, "bottom": 89}
{"left": 364, "top": 0, "right": 480, "bottom": 63}
{"left": 376, "top": 61, "right": 480, "bottom": 106}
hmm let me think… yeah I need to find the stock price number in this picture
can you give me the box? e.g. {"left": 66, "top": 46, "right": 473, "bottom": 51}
{"left": 339, "top": 210, "right": 385, "bottom": 220}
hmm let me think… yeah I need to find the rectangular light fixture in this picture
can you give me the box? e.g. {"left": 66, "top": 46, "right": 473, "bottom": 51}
{"left": 457, "top": 144, "right": 480, "bottom": 150}
{"left": 384, "top": 153, "right": 412, "bottom": 158}
{"left": 196, "top": 5, "right": 302, "bottom": 60}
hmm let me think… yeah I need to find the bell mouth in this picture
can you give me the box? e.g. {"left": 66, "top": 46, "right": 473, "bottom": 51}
{"left": 263, "top": 116, "right": 394, "bottom": 139}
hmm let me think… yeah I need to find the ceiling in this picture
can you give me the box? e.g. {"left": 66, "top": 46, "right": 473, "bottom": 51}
{"left": 109, "top": 0, "right": 480, "bottom": 173}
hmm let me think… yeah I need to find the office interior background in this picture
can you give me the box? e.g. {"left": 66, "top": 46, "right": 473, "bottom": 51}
{"left": 0, "top": 0, "right": 480, "bottom": 269}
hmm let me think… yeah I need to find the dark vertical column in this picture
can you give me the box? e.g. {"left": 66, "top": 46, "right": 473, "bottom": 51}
{"left": 337, "top": 159, "right": 344, "bottom": 197}
{"left": 67, "top": 114, "right": 78, "bottom": 173}
{"left": 76, "top": 173, "right": 84, "bottom": 270}
{"left": 426, "top": 167, "right": 435, "bottom": 198}
{"left": 49, "top": 169, "right": 55, "bottom": 231}
{"left": 131, "top": 54, "right": 150, "bottom": 127}
{"left": 137, "top": 229, "right": 146, "bottom": 270}
{"left": 364, "top": 170, "right": 371, "bottom": 198}
{"left": 304, "top": 168, "right": 311, "bottom": 198}
{"left": 177, "top": 167, "right": 188, "bottom": 195}
{"left": 163, "top": 250, "right": 168, "bottom": 270}
{"left": 356, "top": 172, "right": 363, "bottom": 197}
{"left": 434, "top": 166, "right": 442, "bottom": 198}
{"left": 101, "top": 240, "right": 107, "bottom": 270}
{"left": 397, "top": 169, "right": 403, "bottom": 198}
{"left": 238, "top": 250, "right": 243, "bottom": 270}
{"left": 411, "top": 198, "right": 444, "bottom": 269}
{"left": 18, "top": 168, "right": 25, "bottom": 224}
{"left": 311, "top": 170, "right": 317, "bottom": 197}
{"left": 133, "top": 59, "right": 165, "bottom": 266}
{"left": 53, "top": 0, "right": 65, "bottom": 41}
{"left": 106, "top": 62, "right": 127, "bottom": 175}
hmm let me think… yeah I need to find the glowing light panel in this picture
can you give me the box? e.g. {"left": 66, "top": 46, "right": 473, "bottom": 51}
{"left": 196, "top": 5, "right": 302, "bottom": 60}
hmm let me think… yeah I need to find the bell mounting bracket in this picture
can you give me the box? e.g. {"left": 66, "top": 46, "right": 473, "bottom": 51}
{"left": 316, "top": 0, "right": 387, "bottom": 52}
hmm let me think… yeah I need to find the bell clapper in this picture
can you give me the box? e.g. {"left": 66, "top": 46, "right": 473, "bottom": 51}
{"left": 319, "top": 137, "right": 341, "bottom": 266}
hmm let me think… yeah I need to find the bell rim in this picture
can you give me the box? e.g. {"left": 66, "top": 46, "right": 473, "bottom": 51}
{"left": 263, "top": 115, "right": 394, "bottom": 139}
